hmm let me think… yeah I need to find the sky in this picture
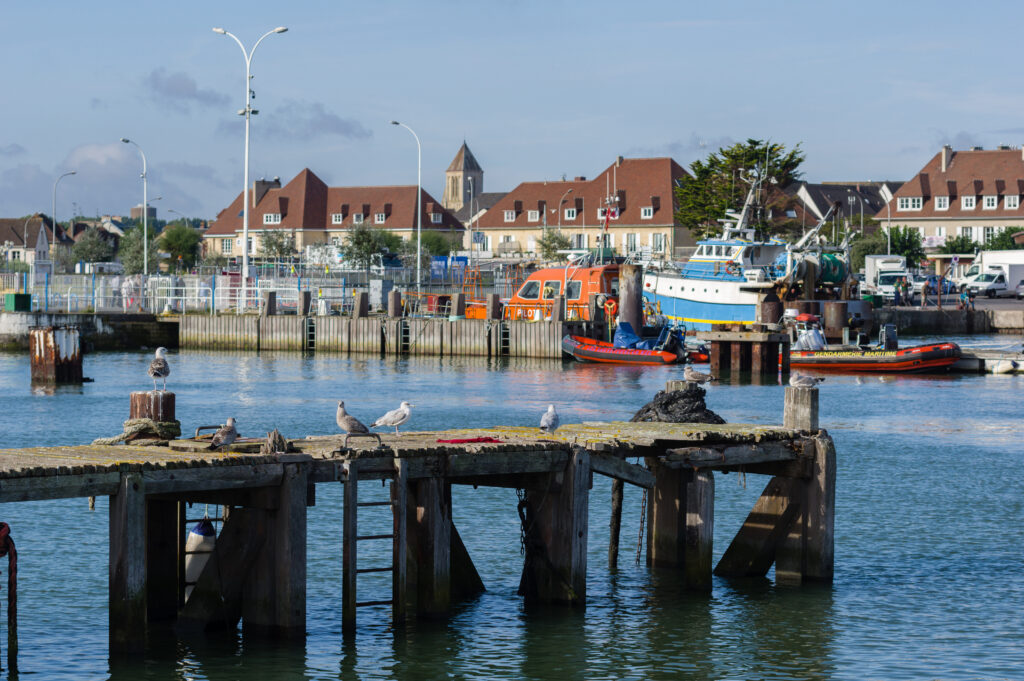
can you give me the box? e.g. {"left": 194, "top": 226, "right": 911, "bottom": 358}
{"left": 3, "top": 0, "right": 1023, "bottom": 223}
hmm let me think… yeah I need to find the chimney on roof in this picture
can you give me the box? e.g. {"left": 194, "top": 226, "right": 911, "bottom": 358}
{"left": 615, "top": 156, "right": 624, "bottom": 167}
{"left": 941, "top": 145, "right": 952, "bottom": 172}
{"left": 252, "top": 177, "right": 281, "bottom": 206}
{"left": 971, "top": 146, "right": 983, "bottom": 151}
{"left": 574, "top": 176, "right": 586, "bottom": 182}
{"left": 998, "top": 144, "right": 1011, "bottom": 150}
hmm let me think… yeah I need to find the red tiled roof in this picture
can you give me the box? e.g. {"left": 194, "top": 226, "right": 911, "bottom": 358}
{"left": 477, "top": 157, "right": 688, "bottom": 229}
{"left": 877, "top": 148, "right": 1024, "bottom": 220}
{"left": 206, "top": 168, "right": 463, "bottom": 236}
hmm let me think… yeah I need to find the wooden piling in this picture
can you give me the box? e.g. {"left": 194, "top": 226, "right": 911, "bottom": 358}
{"left": 353, "top": 292, "right": 369, "bottom": 319}
{"left": 29, "top": 326, "right": 83, "bottom": 383}
{"left": 618, "top": 264, "right": 643, "bottom": 332}
{"left": 608, "top": 479, "right": 624, "bottom": 569}
{"left": 776, "top": 436, "right": 835, "bottom": 584}
{"left": 145, "top": 499, "right": 178, "bottom": 622}
{"left": 342, "top": 462, "right": 358, "bottom": 636}
{"left": 414, "top": 478, "right": 451, "bottom": 618}
{"left": 129, "top": 391, "right": 175, "bottom": 423}
{"left": 391, "top": 460, "right": 408, "bottom": 624}
{"left": 260, "top": 291, "right": 277, "bottom": 317}
{"left": 387, "top": 290, "right": 402, "bottom": 318}
{"left": 645, "top": 463, "right": 715, "bottom": 590}
{"left": 109, "top": 471, "right": 146, "bottom": 654}
{"left": 783, "top": 387, "right": 819, "bottom": 431}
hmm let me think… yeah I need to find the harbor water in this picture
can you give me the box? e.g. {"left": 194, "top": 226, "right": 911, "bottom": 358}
{"left": 0, "top": 337, "right": 1021, "bottom": 680}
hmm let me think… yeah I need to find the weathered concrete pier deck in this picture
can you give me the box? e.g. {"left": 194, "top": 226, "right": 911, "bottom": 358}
{"left": 0, "top": 387, "right": 834, "bottom": 657}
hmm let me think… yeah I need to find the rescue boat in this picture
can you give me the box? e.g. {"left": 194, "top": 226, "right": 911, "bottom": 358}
{"left": 561, "top": 335, "right": 685, "bottom": 365}
{"left": 789, "top": 342, "right": 962, "bottom": 373}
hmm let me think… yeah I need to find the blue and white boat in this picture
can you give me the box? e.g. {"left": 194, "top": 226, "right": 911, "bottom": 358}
{"left": 642, "top": 173, "right": 846, "bottom": 330}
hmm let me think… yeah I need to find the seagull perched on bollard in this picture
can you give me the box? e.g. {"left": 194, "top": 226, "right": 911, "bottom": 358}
{"left": 372, "top": 401, "right": 414, "bottom": 436}
{"left": 789, "top": 372, "right": 825, "bottom": 388}
{"left": 540, "top": 404, "right": 560, "bottom": 434}
{"left": 148, "top": 347, "right": 170, "bottom": 391}
{"left": 684, "top": 365, "right": 718, "bottom": 385}
{"left": 208, "top": 417, "right": 238, "bottom": 450}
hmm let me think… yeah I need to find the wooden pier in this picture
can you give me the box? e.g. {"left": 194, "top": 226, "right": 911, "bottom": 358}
{"left": 0, "top": 387, "right": 833, "bottom": 657}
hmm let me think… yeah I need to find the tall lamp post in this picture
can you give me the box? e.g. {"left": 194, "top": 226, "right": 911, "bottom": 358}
{"left": 120, "top": 137, "right": 151, "bottom": 275}
{"left": 390, "top": 120, "right": 422, "bottom": 298}
{"left": 52, "top": 170, "right": 76, "bottom": 255}
{"left": 886, "top": 200, "right": 892, "bottom": 255}
{"left": 847, "top": 192, "right": 864, "bottom": 237}
{"left": 213, "top": 25, "right": 288, "bottom": 312}
{"left": 555, "top": 188, "right": 574, "bottom": 232}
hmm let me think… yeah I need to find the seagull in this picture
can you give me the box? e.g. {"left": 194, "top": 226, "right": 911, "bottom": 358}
{"left": 684, "top": 365, "right": 718, "bottom": 385}
{"left": 208, "top": 417, "right": 238, "bottom": 450}
{"left": 540, "top": 404, "right": 560, "bottom": 434}
{"left": 372, "top": 401, "right": 414, "bottom": 436}
{"left": 337, "top": 401, "right": 370, "bottom": 435}
{"left": 789, "top": 372, "right": 825, "bottom": 388}
{"left": 148, "top": 347, "right": 170, "bottom": 391}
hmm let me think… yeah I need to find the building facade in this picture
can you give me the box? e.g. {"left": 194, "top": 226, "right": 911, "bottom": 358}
{"left": 877, "top": 145, "right": 1024, "bottom": 249}
{"left": 473, "top": 157, "right": 691, "bottom": 260}
{"left": 203, "top": 169, "right": 464, "bottom": 259}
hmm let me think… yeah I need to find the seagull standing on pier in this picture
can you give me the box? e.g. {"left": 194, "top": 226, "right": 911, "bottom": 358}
{"left": 148, "top": 347, "right": 170, "bottom": 391}
{"left": 372, "top": 401, "right": 414, "bottom": 436}
{"left": 789, "top": 372, "right": 825, "bottom": 388}
{"left": 684, "top": 365, "right": 717, "bottom": 386}
{"left": 336, "top": 401, "right": 370, "bottom": 436}
{"left": 540, "top": 404, "right": 560, "bottom": 434}
{"left": 208, "top": 417, "right": 238, "bottom": 450}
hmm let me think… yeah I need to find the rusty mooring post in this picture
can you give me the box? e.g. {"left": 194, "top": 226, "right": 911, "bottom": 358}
{"left": 29, "top": 326, "right": 83, "bottom": 383}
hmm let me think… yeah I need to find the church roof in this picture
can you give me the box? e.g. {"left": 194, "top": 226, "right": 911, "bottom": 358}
{"left": 447, "top": 142, "right": 482, "bottom": 173}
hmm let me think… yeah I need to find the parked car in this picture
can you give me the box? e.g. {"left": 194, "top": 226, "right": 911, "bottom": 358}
{"left": 1016, "top": 278, "right": 1024, "bottom": 300}
{"left": 916, "top": 275, "right": 957, "bottom": 296}
{"left": 968, "top": 271, "right": 1012, "bottom": 298}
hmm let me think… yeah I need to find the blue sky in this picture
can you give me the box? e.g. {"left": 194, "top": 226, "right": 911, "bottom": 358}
{"left": 2, "top": 1, "right": 1021, "bottom": 222}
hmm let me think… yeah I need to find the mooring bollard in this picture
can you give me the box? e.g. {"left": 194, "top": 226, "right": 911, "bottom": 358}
{"left": 29, "top": 326, "right": 83, "bottom": 384}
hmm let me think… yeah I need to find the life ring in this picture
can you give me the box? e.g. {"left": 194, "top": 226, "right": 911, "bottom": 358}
{"left": 604, "top": 299, "right": 618, "bottom": 318}
{"left": 725, "top": 260, "right": 739, "bottom": 276}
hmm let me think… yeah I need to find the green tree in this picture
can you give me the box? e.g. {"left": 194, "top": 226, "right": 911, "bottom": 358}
{"left": 674, "top": 139, "right": 806, "bottom": 241}
{"left": 71, "top": 228, "right": 116, "bottom": 266}
{"left": 118, "top": 225, "right": 159, "bottom": 274}
{"left": 888, "top": 226, "right": 926, "bottom": 266}
{"left": 341, "top": 224, "right": 397, "bottom": 270}
{"left": 416, "top": 231, "right": 459, "bottom": 257}
{"left": 537, "top": 229, "right": 571, "bottom": 261}
{"left": 259, "top": 229, "right": 296, "bottom": 259}
{"left": 160, "top": 224, "right": 202, "bottom": 269}
{"left": 939, "top": 235, "right": 979, "bottom": 254}
{"left": 850, "top": 231, "right": 888, "bottom": 272}
{"left": 984, "top": 229, "right": 1024, "bottom": 250}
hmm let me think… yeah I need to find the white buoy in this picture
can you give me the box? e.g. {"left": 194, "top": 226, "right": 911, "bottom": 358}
{"left": 990, "top": 359, "right": 1019, "bottom": 374}
{"left": 184, "top": 518, "right": 216, "bottom": 600}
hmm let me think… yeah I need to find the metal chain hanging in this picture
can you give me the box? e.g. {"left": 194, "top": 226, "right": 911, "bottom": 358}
{"left": 516, "top": 488, "right": 527, "bottom": 556}
{"left": 635, "top": 488, "right": 648, "bottom": 565}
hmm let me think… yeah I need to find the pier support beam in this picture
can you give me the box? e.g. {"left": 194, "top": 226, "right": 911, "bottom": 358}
{"left": 110, "top": 471, "right": 146, "bottom": 654}
{"left": 608, "top": 479, "right": 624, "bottom": 569}
{"left": 414, "top": 478, "right": 451, "bottom": 618}
{"left": 619, "top": 264, "right": 643, "bottom": 332}
{"left": 645, "top": 462, "right": 715, "bottom": 590}
{"left": 776, "top": 436, "right": 835, "bottom": 584}
{"left": 519, "top": 447, "right": 590, "bottom": 606}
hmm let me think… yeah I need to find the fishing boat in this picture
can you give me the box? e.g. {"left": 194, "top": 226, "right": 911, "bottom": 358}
{"left": 642, "top": 168, "right": 851, "bottom": 330}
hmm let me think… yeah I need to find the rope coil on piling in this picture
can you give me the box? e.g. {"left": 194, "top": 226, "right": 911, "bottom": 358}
{"left": 91, "top": 418, "right": 182, "bottom": 446}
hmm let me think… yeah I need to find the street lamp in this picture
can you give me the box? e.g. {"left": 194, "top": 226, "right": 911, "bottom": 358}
{"left": 213, "top": 25, "right": 288, "bottom": 312}
{"left": 120, "top": 137, "right": 151, "bottom": 275}
{"left": 886, "top": 200, "right": 892, "bottom": 255}
{"left": 847, "top": 192, "right": 864, "bottom": 237}
{"left": 52, "top": 171, "right": 76, "bottom": 259}
{"left": 555, "top": 188, "right": 574, "bottom": 231}
{"left": 390, "top": 120, "right": 422, "bottom": 298}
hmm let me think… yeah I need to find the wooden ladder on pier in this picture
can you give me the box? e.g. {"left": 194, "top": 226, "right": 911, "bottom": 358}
{"left": 342, "top": 459, "right": 407, "bottom": 634}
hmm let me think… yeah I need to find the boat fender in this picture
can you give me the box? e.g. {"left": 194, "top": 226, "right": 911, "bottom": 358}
{"left": 604, "top": 298, "right": 618, "bottom": 318}
{"left": 184, "top": 518, "right": 217, "bottom": 600}
{"left": 596, "top": 294, "right": 607, "bottom": 309}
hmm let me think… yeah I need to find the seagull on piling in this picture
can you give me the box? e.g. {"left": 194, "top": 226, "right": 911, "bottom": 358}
{"left": 208, "top": 417, "right": 238, "bottom": 450}
{"left": 789, "top": 372, "right": 825, "bottom": 388}
{"left": 148, "top": 347, "right": 170, "bottom": 391}
{"left": 372, "top": 401, "right": 414, "bottom": 436}
{"left": 540, "top": 404, "right": 560, "bottom": 434}
{"left": 684, "top": 365, "right": 718, "bottom": 385}
{"left": 337, "top": 401, "right": 370, "bottom": 435}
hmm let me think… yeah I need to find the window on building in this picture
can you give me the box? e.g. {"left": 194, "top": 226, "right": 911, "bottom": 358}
{"left": 897, "top": 197, "right": 922, "bottom": 211}
{"left": 626, "top": 233, "right": 638, "bottom": 253}
{"left": 570, "top": 233, "right": 587, "bottom": 249}
{"left": 984, "top": 195, "right": 998, "bottom": 209}
{"left": 652, "top": 233, "right": 666, "bottom": 253}
{"left": 430, "top": 213, "right": 442, "bottom": 224}
{"left": 375, "top": 213, "right": 386, "bottom": 224}
{"left": 1007, "top": 195, "right": 1020, "bottom": 209}
{"left": 936, "top": 226, "right": 946, "bottom": 237}
{"left": 958, "top": 226, "right": 974, "bottom": 239}
{"left": 935, "top": 196, "right": 949, "bottom": 211}
{"left": 962, "top": 196, "right": 976, "bottom": 209}
{"left": 527, "top": 210, "right": 539, "bottom": 222}
{"left": 564, "top": 208, "right": 577, "bottom": 220}
{"left": 263, "top": 213, "right": 281, "bottom": 225}
{"left": 641, "top": 207, "right": 654, "bottom": 219}
{"left": 502, "top": 235, "right": 514, "bottom": 243}
{"left": 221, "top": 238, "right": 233, "bottom": 254}
{"left": 353, "top": 213, "right": 364, "bottom": 224}
{"left": 984, "top": 226, "right": 996, "bottom": 242}
{"left": 330, "top": 237, "right": 340, "bottom": 246}
{"left": 597, "top": 208, "right": 606, "bottom": 220}
{"left": 504, "top": 210, "right": 515, "bottom": 222}
{"left": 331, "top": 213, "right": 344, "bottom": 224}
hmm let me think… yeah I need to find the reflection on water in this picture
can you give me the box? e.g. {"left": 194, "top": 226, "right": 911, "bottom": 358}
{"left": 0, "top": 346, "right": 1021, "bottom": 680}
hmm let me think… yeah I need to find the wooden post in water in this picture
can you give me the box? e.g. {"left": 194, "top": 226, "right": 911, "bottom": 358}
{"left": 618, "top": 264, "right": 643, "bottom": 332}
{"left": 485, "top": 294, "right": 501, "bottom": 319}
{"left": 645, "top": 462, "right": 715, "bottom": 590}
{"left": 130, "top": 391, "right": 175, "bottom": 423}
{"left": 775, "top": 436, "right": 835, "bottom": 584}
{"left": 783, "top": 386, "right": 819, "bottom": 431}
{"left": 110, "top": 470, "right": 146, "bottom": 654}
{"left": 451, "top": 293, "right": 466, "bottom": 317}
{"left": 29, "top": 326, "right": 83, "bottom": 383}
{"left": 550, "top": 295, "right": 565, "bottom": 323}
{"left": 342, "top": 462, "right": 358, "bottom": 636}
{"left": 414, "top": 478, "right": 451, "bottom": 619}
{"left": 260, "top": 291, "right": 277, "bottom": 317}
{"left": 608, "top": 479, "right": 624, "bottom": 569}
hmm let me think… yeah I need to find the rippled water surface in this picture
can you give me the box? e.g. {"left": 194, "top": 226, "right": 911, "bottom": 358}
{"left": 0, "top": 336, "right": 1021, "bottom": 680}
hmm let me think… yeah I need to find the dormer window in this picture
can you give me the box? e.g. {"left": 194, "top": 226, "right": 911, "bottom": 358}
{"left": 897, "top": 197, "right": 922, "bottom": 211}
{"left": 935, "top": 196, "right": 949, "bottom": 211}
{"left": 503, "top": 210, "right": 515, "bottom": 222}
{"left": 962, "top": 196, "right": 976, "bottom": 209}
{"left": 1007, "top": 195, "right": 1020, "bottom": 209}
{"left": 331, "top": 213, "right": 344, "bottom": 224}
{"left": 263, "top": 213, "right": 282, "bottom": 225}
{"left": 983, "top": 195, "right": 998, "bottom": 210}
{"left": 353, "top": 213, "right": 364, "bottom": 224}
{"left": 375, "top": 212, "right": 386, "bottom": 224}
{"left": 564, "top": 208, "right": 577, "bottom": 220}
{"left": 430, "top": 213, "right": 442, "bottom": 224}
{"left": 527, "top": 210, "right": 539, "bottom": 222}
{"left": 641, "top": 207, "right": 654, "bottom": 219}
